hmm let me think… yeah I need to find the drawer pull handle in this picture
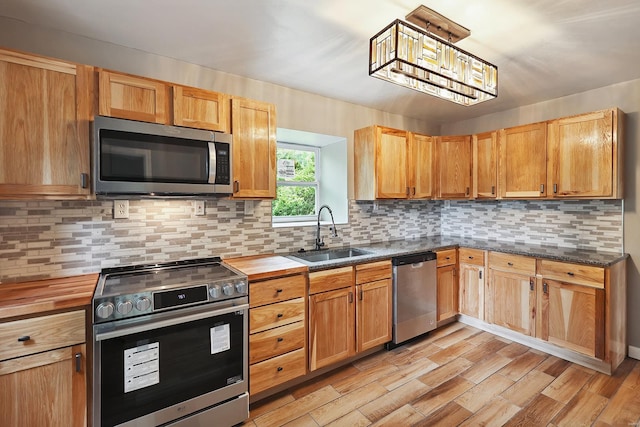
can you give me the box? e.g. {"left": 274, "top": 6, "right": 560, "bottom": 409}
{"left": 277, "top": 313, "right": 283, "bottom": 318}
{"left": 18, "top": 336, "right": 31, "bottom": 342}
{"left": 507, "top": 262, "right": 514, "bottom": 266}
{"left": 276, "top": 289, "right": 283, "bottom": 293}
{"left": 446, "top": 257, "right": 451, "bottom": 260}
{"left": 567, "top": 272, "right": 575, "bottom": 276}
{"left": 277, "top": 337, "right": 284, "bottom": 342}
{"left": 468, "top": 256, "right": 474, "bottom": 259}
{"left": 277, "top": 366, "right": 283, "bottom": 372}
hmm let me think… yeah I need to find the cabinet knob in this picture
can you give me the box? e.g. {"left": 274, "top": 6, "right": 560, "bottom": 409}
{"left": 543, "top": 282, "right": 549, "bottom": 294}
{"left": 466, "top": 187, "right": 470, "bottom": 196}
{"left": 17, "top": 335, "right": 31, "bottom": 342}
{"left": 80, "top": 173, "right": 89, "bottom": 189}
{"left": 275, "top": 289, "right": 283, "bottom": 293}
{"left": 277, "top": 366, "right": 283, "bottom": 372}
{"left": 277, "top": 337, "right": 284, "bottom": 342}
{"left": 277, "top": 313, "right": 283, "bottom": 318}
{"left": 75, "top": 352, "right": 82, "bottom": 373}
{"left": 553, "top": 183, "right": 558, "bottom": 194}
{"left": 540, "top": 184, "right": 545, "bottom": 194}
{"left": 507, "top": 262, "right": 514, "bottom": 266}
{"left": 567, "top": 272, "right": 575, "bottom": 276}
{"left": 491, "top": 186, "right": 495, "bottom": 195}
{"left": 468, "top": 256, "right": 474, "bottom": 259}
{"left": 233, "top": 181, "right": 240, "bottom": 193}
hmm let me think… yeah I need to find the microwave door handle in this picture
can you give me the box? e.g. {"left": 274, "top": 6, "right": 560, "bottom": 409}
{"left": 208, "top": 142, "right": 217, "bottom": 184}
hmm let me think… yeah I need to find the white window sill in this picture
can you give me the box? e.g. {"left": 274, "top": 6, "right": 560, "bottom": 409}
{"left": 272, "top": 220, "right": 346, "bottom": 228}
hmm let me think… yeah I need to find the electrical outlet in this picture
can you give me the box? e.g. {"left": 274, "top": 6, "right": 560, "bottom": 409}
{"left": 113, "top": 200, "right": 129, "bottom": 219}
{"left": 194, "top": 200, "right": 206, "bottom": 216}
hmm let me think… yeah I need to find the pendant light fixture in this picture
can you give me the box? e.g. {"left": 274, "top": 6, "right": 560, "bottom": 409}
{"left": 369, "top": 5, "right": 498, "bottom": 106}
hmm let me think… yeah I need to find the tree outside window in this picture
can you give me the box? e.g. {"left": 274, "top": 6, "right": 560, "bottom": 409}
{"left": 272, "top": 143, "right": 319, "bottom": 220}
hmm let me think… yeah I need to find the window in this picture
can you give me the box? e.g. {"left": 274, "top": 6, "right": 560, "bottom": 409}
{"left": 272, "top": 143, "right": 320, "bottom": 222}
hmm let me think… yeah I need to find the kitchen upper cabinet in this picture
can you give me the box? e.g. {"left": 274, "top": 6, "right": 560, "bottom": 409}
{"left": 230, "top": 97, "right": 277, "bottom": 199}
{"left": 498, "top": 122, "right": 547, "bottom": 199}
{"left": 173, "top": 85, "right": 230, "bottom": 132}
{"left": 458, "top": 248, "right": 485, "bottom": 320}
{"left": 436, "top": 249, "right": 458, "bottom": 322}
{"left": 547, "top": 108, "right": 623, "bottom": 199}
{"left": 0, "top": 49, "right": 92, "bottom": 199}
{"left": 98, "top": 70, "right": 170, "bottom": 124}
{"left": 487, "top": 252, "right": 536, "bottom": 336}
{"left": 473, "top": 131, "right": 498, "bottom": 199}
{"left": 436, "top": 135, "right": 472, "bottom": 199}
{"left": 353, "top": 126, "right": 434, "bottom": 200}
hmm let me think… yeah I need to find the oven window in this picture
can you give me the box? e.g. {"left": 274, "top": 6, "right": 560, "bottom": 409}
{"left": 99, "top": 310, "right": 244, "bottom": 426}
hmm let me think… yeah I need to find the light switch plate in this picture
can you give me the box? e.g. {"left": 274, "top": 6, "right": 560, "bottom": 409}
{"left": 114, "top": 200, "right": 129, "bottom": 219}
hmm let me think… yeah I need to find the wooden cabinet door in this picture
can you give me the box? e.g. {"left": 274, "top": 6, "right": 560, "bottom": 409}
{"left": 489, "top": 270, "right": 536, "bottom": 336}
{"left": 98, "top": 70, "right": 169, "bottom": 123}
{"left": 356, "top": 279, "right": 392, "bottom": 352}
{"left": 539, "top": 279, "right": 605, "bottom": 358}
{"left": 0, "top": 344, "right": 86, "bottom": 427}
{"left": 375, "top": 127, "right": 409, "bottom": 198}
{"left": 547, "top": 109, "right": 619, "bottom": 198}
{"left": 308, "top": 288, "right": 355, "bottom": 371}
{"left": 0, "top": 50, "right": 92, "bottom": 199}
{"left": 437, "top": 265, "right": 458, "bottom": 321}
{"left": 459, "top": 264, "right": 484, "bottom": 320}
{"left": 499, "top": 122, "right": 547, "bottom": 198}
{"left": 473, "top": 131, "right": 497, "bottom": 199}
{"left": 408, "top": 133, "right": 434, "bottom": 199}
{"left": 173, "top": 85, "right": 229, "bottom": 132}
{"left": 436, "top": 135, "right": 472, "bottom": 199}
{"left": 231, "top": 97, "right": 277, "bottom": 198}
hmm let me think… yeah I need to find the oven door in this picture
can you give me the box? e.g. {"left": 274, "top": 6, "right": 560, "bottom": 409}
{"left": 93, "top": 299, "right": 248, "bottom": 427}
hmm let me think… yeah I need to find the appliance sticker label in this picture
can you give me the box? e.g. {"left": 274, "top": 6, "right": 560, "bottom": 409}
{"left": 124, "top": 342, "right": 160, "bottom": 393}
{"left": 210, "top": 324, "right": 230, "bottom": 354}
{"left": 277, "top": 159, "right": 295, "bottom": 179}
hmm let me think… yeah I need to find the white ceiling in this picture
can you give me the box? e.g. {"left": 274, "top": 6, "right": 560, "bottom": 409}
{"left": 2, "top": 0, "right": 640, "bottom": 125}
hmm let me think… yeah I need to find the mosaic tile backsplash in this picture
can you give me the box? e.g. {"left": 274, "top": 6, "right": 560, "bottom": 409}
{"left": 0, "top": 198, "right": 622, "bottom": 283}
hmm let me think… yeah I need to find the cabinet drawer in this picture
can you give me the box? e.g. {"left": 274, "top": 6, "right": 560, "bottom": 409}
{"left": 436, "top": 249, "right": 457, "bottom": 267}
{"left": 309, "top": 266, "right": 353, "bottom": 294}
{"left": 250, "top": 348, "right": 306, "bottom": 395}
{"left": 0, "top": 310, "right": 85, "bottom": 361}
{"left": 355, "top": 260, "right": 391, "bottom": 284}
{"left": 489, "top": 252, "right": 536, "bottom": 275}
{"left": 249, "top": 321, "right": 305, "bottom": 364}
{"left": 250, "top": 274, "right": 306, "bottom": 308}
{"left": 539, "top": 260, "right": 604, "bottom": 289}
{"left": 250, "top": 298, "right": 304, "bottom": 334}
{"left": 459, "top": 248, "right": 485, "bottom": 266}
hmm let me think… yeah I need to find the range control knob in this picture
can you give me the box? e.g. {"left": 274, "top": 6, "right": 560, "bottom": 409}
{"left": 222, "top": 283, "right": 235, "bottom": 296}
{"left": 135, "top": 297, "right": 152, "bottom": 312}
{"left": 96, "top": 302, "right": 115, "bottom": 319}
{"left": 209, "top": 284, "right": 222, "bottom": 299}
{"left": 235, "top": 281, "right": 248, "bottom": 294}
{"left": 117, "top": 300, "right": 133, "bottom": 315}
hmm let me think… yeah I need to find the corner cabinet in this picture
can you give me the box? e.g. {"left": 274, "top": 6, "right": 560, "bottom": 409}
{"left": 0, "top": 49, "right": 92, "bottom": 199}
{"left": 547, "top": 108, "right": 623, "bottom": 199}
{"left": 436, "top": 135, "right": 472, "bottom": 199}
{"left": 230, "top": 97, "right": 277, "bottom": 199}
{"left": 0, "top": 310, "right": 87, "bottom": 427}
{"left": 498, "top": 122, "right": 547, "bottom": 199}
{"left": 436, "top": 249, "right": 458, "bottom": 322}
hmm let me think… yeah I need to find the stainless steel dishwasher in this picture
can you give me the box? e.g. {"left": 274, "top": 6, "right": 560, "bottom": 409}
{"left": 389, "top": 251, "right": 438, "bottom": 347}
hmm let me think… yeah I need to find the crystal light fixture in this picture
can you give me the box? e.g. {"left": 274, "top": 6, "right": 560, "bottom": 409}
{"left": 369, "top": 5, "right": 498, "bottom": 106}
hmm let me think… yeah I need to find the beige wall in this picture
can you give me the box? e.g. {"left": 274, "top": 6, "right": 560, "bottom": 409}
{"left": 441, "top": 80, "right": 640, "bottom": 349}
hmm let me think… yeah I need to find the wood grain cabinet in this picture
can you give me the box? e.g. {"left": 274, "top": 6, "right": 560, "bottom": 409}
{"left": 436, "top": 135, "right": 472, "bottom": 199}
{"left": 547, "top": 108, "right": 623, "bottom": 199}
{"left": 436, "top": 249, "right": 458, "bottom": 322}
{"left": 0, "top": 49, "right": 93, "bottom": 199}
{"left": 458, "top": 248, "right": 486, "bottom": 320}
{"left": 473, "top": 131, "right": 498, "bottom": 199}
{"left": 0, "top": 310, "right": 87, "bottom": 427}
{"left": 98, "top": 69, "right": 170, "bottom": 124}
{"left": 172, "top": 85, "right": 230, "bottom": 132}
{"left": 353, "top": 125, "right": 434, "bottom": 200}
{"left": 487, "top": 252, "right": 536, "bottom": 336}
{"left": 230, "top": 97, "right": 277, "bottom": 199}
{"left": 498, "top": 122, "right": 547, "bottom": 199}
{"left": 248, "top": 273, "right": 307, "bottom": 396}
{"left": 308, "top": 261, "right": 392, "bottom": 371}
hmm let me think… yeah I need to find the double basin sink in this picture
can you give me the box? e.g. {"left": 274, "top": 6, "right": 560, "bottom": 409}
{"left": 289, "top": 247, "right": 372, "bottom": 264}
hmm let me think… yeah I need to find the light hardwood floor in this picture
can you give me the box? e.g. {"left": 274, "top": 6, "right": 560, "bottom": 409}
{"left": 243, "top": 323, "right": 640, "bottom": 426}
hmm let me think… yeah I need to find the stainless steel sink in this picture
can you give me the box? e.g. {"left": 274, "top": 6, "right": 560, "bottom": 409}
{"left": 290, "top": 248, "right": 372, "bottom": 263}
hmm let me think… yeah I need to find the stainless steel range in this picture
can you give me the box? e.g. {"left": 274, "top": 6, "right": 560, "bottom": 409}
{"left": 92, "top": 257, "right": 249, "bottom": 427}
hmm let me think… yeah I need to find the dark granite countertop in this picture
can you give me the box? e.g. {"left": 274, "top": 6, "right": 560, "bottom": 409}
{"left": 285, "top": 235, "right": 627, "bottom": 271}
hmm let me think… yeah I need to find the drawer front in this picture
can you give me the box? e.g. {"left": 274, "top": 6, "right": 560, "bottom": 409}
{"left": 250, "top": 348, "right": 306, "bottom": 395}
{"left": 309, "top": 266, "right": 353, "bottom": 294}
{"left": 436, "top": 249, "right": 457, "bottom": 267}
{"left": 355, "top": 260, "right": 392, "bottom": 284}
{"left": 0, "top": 310, "right": 86, "bottom": 361}
{"left": 250, "top": 298, "right": 304, "bottom": 334}
{"left": 249, "top": 321, "right": 305, "bottom": 364}
{"left": 459, "top": 248, "right": 485, "bottom": 266}
{"left": 489, "top": 252, "right": 536, "bottom": 275}
{"left": 250, "top": 274, "right": 306, "bottom": 308}
{"left": 539, "top": 260, "right": 604, "bottom": 288}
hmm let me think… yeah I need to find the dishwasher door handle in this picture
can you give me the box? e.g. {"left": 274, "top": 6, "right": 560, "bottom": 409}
{"left": 411, "top": 262, "right": 424, "bottom": 268}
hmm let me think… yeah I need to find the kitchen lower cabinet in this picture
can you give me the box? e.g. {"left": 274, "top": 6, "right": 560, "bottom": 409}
{"left": 458, "top": 248, "right": 486, "bottom": 320}
{"left": 355, "top": 262, "right": 392, "bottom": 352}
{"left": 0, "top": 310, "right": 87, "bottom": 427}
{"left": 436, "top": 249, "right": 458, "bottom": 322}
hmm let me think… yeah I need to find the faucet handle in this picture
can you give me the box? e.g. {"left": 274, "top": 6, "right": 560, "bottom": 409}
{"left": 329, "top": 226, "right": 338, "bottom": 237}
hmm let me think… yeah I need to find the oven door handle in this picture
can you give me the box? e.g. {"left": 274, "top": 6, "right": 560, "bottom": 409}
{"left": 95, "top": 303, "right": 249, "bottom": 341}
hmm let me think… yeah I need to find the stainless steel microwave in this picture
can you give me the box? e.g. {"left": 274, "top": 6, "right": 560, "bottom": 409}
{"left": 93, "top": 116, "right": 233, "bottom": 196}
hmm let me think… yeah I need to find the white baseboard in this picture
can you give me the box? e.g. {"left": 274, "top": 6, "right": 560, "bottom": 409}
{"left": 629, "top": 345, "right": 640, "bottom": 360}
